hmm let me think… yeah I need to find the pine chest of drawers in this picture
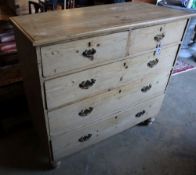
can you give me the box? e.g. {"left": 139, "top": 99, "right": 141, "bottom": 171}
{"left": 10, "top": 2, "right": 195, "bottom": 166}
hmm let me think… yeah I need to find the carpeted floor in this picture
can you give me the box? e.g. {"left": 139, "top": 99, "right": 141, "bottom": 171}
{"left": 173, "top": 59, "right": 196, "bottom": 75}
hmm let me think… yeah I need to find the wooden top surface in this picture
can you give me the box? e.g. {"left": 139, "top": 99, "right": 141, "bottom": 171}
{"left": 10, "top": 2, "right": 195, "bottom": 46}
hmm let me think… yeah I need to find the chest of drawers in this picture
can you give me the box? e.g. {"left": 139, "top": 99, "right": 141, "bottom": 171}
{"left": 10, "top": 2, "right": 195, "bottom": 167}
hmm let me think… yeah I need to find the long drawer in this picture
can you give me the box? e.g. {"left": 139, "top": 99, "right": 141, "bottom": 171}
{"left": 48, "top": 70, "right": 169, "bottom": 136}
{"left": 45, "top": 45, "right": 178, "bottom": 109}
{"left": 41, "top": 32, "right": 128, "bottom": 77}
{"left": 129, "top": 19, "right": 186, "bottom": 55}
{"left": 51, "top": 94, "right": 164, "bottom": 160}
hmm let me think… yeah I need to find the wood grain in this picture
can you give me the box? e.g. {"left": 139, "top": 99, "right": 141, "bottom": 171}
{"left": 41, "top": 32, "right": 128, "bottom": 77}
{"left": 10, "top": 2, "right": 192, "bottom": 163}
{"left": 45, "top": 45, "right": 178, "bottom": 110}
{"left": 129, "top": 19, "right": 187, "bottom": 55}
{"left": 14, "top": 28, "right": 53, "bottom": 163}
{"left": 51, "top": 94, "right": 164, "bottom": 160}
{"left": 10, "top": 2, "right": 195, "bottom": 46}
{"left": 48, "top": 70, "right": 168, "bottom": 136}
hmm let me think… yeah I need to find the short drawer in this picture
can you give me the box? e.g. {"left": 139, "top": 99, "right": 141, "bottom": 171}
{"left": 51, "top": 95, "right": 164, "bottom": 160}
{"left": 45, "top": 45, "right": 177, "bottom": 109}
{"left": 41, "top": 32, "right": 128, "bottom": 77}
{"left": 129, "top": 19, "right": 187, "bottom": 55}
{"left": 48, "top": 70, "right": 169, "bottom": 136}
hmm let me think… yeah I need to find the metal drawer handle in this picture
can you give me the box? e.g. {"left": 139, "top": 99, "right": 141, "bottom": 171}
{"left": 154, "top": 33, "right": 165, "bottom": 42}
{"left": 79, "top": 79, "right": 96, "bottom": 89}
{"left": 78, "top": 134, "right": 92, "bottom": 142}
{"left": 135, "top": 110, "right": 146, "bottom": 118}
{"left": 141, "top": 84, "right": 152, "bottom": 92}
{"left": 147, "top": 58, "right": 159, "bottom": 68}
{"left": 82, "top": 48, "right": 96, "bottom": 61}
{"left": 79, "top": 107, "right": 94, "bottom": 117}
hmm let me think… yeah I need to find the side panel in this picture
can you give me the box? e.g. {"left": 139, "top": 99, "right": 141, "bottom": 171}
{"left": 14, "top": 28, "right": 53, "bottom": 163}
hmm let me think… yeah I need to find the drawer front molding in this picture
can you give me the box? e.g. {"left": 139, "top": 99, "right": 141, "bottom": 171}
{"left": 129, "top": 20, "right": 186, "bottom": 55}
{"left": 11, "top": 3, "right": 192, "bottom": 162}
{"left": 51, "top": 95, "right": 164, "bottom": 160}
{"left": 41, "top": 32, "right": 128, "bottom": 77}
{"left": 45, "top": 45, "right": 178, "bottom": 110}
{"left": 48, "top": 71, "right": 169, "bottom": 136}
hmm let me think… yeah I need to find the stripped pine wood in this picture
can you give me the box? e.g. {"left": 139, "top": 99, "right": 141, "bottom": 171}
{"left": 45, "top": 45, "right": 178, "bottom": 109}
{"left": 129, "top": 19, "right": 187, "bottom": 55}
{"left": 48, "top": 72, "right": 169, "bottom": 136}
{"left": 11, "top": 2, "right": 195, "bottom": 165}
{"left": 10, "top": 2, "right": 195, "bottom": 46}
{"left": 51, "top": 95, "right": 164, "bottom": 160}
{"left": 41, "top": 32, "right": 128, "bottom": 77}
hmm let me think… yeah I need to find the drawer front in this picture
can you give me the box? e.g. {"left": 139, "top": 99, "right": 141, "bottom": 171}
{"left": 51, "top": 95, "right": 164, "bottom": 160}
{"left": 41, "top": 32, "right": 128, "bottom": 77}
{"left": 129, "top": 20, "right": 187, "bottom": 55}
{"left": 48, "top": 70, "right": 169, "bottom": 136}
{"left": 45, "top": 45, "right": 177, "bottom": 109}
